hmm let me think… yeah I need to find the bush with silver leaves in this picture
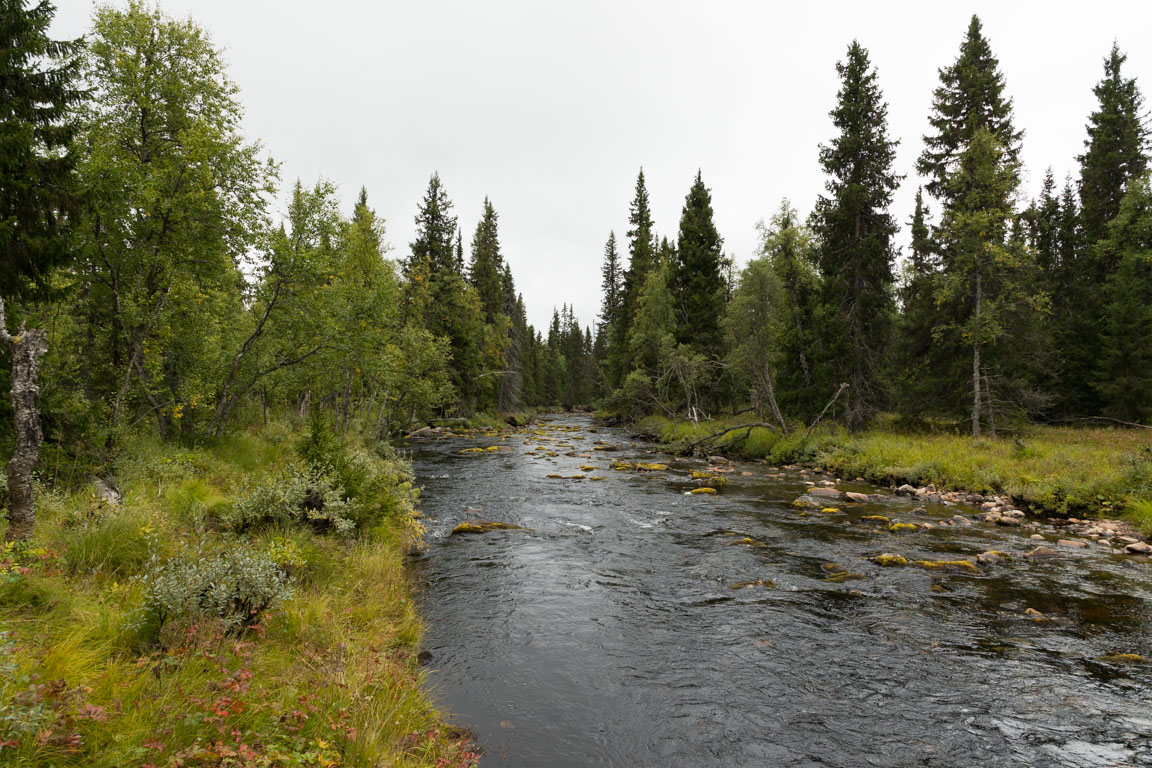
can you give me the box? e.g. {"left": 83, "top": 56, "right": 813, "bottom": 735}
{"left": 141, "top": 546, "right": 292, "bottom": 631}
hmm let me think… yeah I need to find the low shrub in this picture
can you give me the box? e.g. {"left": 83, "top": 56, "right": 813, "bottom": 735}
{"left": 141, "top": 545, "right": 293, "bottom": 632}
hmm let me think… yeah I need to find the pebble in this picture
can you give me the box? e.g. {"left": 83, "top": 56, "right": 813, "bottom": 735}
{"left": 1024, "top": 607, "right": 1044, "bottom": 617}
{"left": 1057, "top": 539, "right": 1088, "bottom": 549}
{"left": 1030, "top": 534, "right": 1045, "bottom": 540}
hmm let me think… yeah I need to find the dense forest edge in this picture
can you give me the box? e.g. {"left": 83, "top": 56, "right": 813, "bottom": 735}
{"left": 2, "top": 0, "right": 1152, "bottom": 765}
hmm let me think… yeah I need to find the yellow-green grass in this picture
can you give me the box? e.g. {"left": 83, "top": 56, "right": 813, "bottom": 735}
{"left": 0, "top": 425, "right": 475, "bottom": 767}
{"left": 640, "top": 415, "right": 1152, "bottom": 525}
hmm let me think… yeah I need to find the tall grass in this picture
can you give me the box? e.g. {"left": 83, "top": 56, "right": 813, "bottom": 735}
{"left": 643, "top": 414, "right": 1152, "bottom": 520}
{"left": 0, "top": 423, "right": 475, "bottom": 767}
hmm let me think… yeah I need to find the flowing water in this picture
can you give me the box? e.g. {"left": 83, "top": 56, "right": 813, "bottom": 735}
{"left": 410, "top": 415, "right": 1152, "bottom": 767}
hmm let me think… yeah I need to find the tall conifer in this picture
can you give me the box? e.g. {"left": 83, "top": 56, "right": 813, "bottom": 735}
{"left": 813, "top": 41, "right": 901, "bottom": 428}
{"left": 672, "top": 170, "right": 726, "bottom": 357}
{"left": 918, "top": 15, "right": 1021, "bottom": 203}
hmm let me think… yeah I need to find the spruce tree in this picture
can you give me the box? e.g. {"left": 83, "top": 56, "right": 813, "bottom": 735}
{"left": 672, "top": 170, "right": 726, "bottom": 357}
{"left": 813, "top": 41, "right": 901, "bottom": 429}
{"left": 1095, "top": 174, "right": 1152, "bottom": 421}
{"left": 599, "top": 231, "right": 622, "bottom": 338}
{"left": 469, "top": 197, "right": 506, "bottom": 323}
{"left": 1079, "top": 43, "right": 1149, "bottom": 251}
{"left": 408, "top": 172, "right": 458, "bottom": 276}
{"left": 0, "top": 0, "right": 83, "bottom": 299}
{"left": 917, "top": 15, "right": 1021, "bottom": 204}
{"left": 615, "top": 169, "right": 656, "bottom": 374}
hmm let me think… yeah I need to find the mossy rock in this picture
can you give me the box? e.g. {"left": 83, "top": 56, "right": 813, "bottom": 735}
{"left": 889, "top": 522, "right": 919, "bottom": 533}
{"left": 820, "top": 507, "right": 843, "bottom": 514}
{"left": 580, "top": 465, "right": 597, "bottom": 472}
{"left": 636, "top": 463, "right": 669, "bottom": 472}
{"left": 730, "top": 537, "right": 765, "bottom": 548}
{"left": 1096, "top": 653, "right": 1146, "bottom": 663}
{"left": 459, "top": 447, "right": 486, "bottom": 453}
{"left": 691, "top": 471, "right": 719, "bottom": 480}
{"left": 792, "top": 498, "right": 820, "bottom": 509}
{"left": 611, "top": 462, "right": 633, "bottom": 471}
{"left": 546, "top": 474, "right": 563, "bottom": 479}
{"left": 824, "top": 572, "right": 865, "bottom": 583}
{"left": 730, "top": 580, "right": 775, "bottom": 589}
{"left": 690, "top": 487, "right": 718, "bottom": 495}
{"left": 589, "top": 476, "right": 604, "bottom": 481}
{"left": 912, "top": 559, "right": 979, "bottom": 574}
{"left": 451, "top": 521, "right": 522, "bottom": 535}
{"left": 570, "top": 474, "right": 586, "bottom": 480}
{"left": 860, "top": 515, "right": 890, "bottom": 523}
{"left": 873, "top": 553, "right": 908, "bottom": 567}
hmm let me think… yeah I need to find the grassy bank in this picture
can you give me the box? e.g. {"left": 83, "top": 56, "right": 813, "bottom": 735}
{"left": 639, "top": 415, "right": 1152, "bottom": 525}
{"left": 0, "top": 422, "right": 476, "bottom": 767}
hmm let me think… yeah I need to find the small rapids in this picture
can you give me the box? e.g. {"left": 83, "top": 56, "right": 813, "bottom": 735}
{"left": 410, "top": 415, "right": 1152, "bottom": 767}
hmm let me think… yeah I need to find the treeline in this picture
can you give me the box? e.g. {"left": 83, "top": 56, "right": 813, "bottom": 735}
{"left": 1, "top": 0, "right": 581, "bottom": 497}
{"left": 590, "top": 18, "right": 1151, "bottom": 435}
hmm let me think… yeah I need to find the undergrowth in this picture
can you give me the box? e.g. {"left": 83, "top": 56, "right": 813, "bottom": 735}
{"left": 0, "top": 419, "right": 477, "bottom": 767}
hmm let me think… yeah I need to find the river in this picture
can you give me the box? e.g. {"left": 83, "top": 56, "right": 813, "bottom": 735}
{"left": 409, "top": 415, "right": 1152, "bottom": 767}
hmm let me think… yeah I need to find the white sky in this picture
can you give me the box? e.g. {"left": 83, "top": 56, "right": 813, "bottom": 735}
{"left": 52, "top": 0, "right": 1152, "bottom": 331}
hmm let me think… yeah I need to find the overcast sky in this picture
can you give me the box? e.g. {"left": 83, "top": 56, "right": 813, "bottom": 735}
{"left": 52, "top": 0, "right": 1152, "bottom": 331}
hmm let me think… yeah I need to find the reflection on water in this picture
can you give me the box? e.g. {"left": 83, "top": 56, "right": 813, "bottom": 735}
{"left": 411, "top": 415, "right": 1152, "bottom": 767}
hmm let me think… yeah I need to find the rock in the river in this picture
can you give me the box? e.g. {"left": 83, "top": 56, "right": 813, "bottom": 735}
{"left": 1057, "top": 539, "right": 1088, "bottom": 548}
{"left": 452, "top": 521, "right": 523, "bottom": 535}
{"left": 995, "top": 516, "right": 1022, "bottom": 527}
{"left": 1024, "top": 546, "right": 1060, "bottom": 559}
{"left": 873, "top": 553, "right": 908, "bottom": 567}
{"left": 406, "top": 425, "right": 435, "bottom": 438}
{"left": 1024, "top": 608, "right": 1044, "bottom": 617}
{"left": 1118, "top": 535, "right": 1140, "bottom": 545}
{"left": 895, "top": 484, "right": 917, "bottom": 496}
{"left": 844, "top": 492, "right": 870, "bottom": 503}
{"left": 809, "top": 487, "right": 842, "bottom": 499}
{"left": 690, "top": 487, "right": 718, "bottom": 495}
{"left": 1125, "top": 541, "right": 1152, "bottom": 555}
{"left": 977, "top": 551, "right": 1004, "bottom": 565}
{"left": 1030, "top": 534, "right": 1045, "bottom": 540}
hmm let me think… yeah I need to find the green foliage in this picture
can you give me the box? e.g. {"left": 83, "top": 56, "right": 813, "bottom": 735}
{"left": 813, "top": 41, "right": 900, "bottom": 429}
{"left": 0, "top": 0, "right": 84, "bottom": 299}
{"left": 141, "top": 544, "right": 292, "bottom": 631}
{"left": 917, "top": 14, "right": 1021, "bottom": 202}
{"left": 224, "top": 465, "right": 356, "bottom": 536}
{"left": 0, "top": 632, "right": 53, "bottom": 748}
{"left": 671, "top": 170, "right": 726, "bottom": 358}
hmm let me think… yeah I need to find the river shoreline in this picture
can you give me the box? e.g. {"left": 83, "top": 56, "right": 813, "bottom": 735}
{"left": 628, "top": 413, "right": 1152, "bottom": 529}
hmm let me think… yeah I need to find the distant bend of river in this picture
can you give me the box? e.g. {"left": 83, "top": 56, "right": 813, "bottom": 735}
{"left": 410, "top": 415, "right": 1152, "bottom": 768}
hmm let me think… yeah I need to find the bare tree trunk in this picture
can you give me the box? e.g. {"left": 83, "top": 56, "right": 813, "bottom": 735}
{"left": 1, "top": 298, "right": 49, "bottom": 542}
{"left": 972, "top": 274, "right": 982, "bottom": 441}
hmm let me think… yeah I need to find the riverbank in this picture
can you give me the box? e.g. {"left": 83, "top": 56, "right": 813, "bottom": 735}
{"left": 637, "top": 415, "right": 1152, "bottom": 528}
{"left": 0, "top": 423, "right": 476, "bottom": 767}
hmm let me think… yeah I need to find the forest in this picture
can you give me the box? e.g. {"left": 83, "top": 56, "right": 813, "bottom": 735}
{"left": 1, "top": 0, "right": 1151, "bottom": 765}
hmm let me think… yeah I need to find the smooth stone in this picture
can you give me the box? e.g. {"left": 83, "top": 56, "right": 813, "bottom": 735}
{"left": 809, "top": 487, "right": 842, "bottom": 499}
{"left": 1025, "top": 546, "right": 1060, "bottom": 559}
{"left": 844, "top": 492, "right": 870, "bottom": 503}
{"left": 1057, "top": 539, "right": 1088, "bottom": 548}
{"left": 1125, "top": 541, "right": 1152, "bottom": 555}
{"left": 976, "top": 552, "right": 1002, "bottom": 565}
